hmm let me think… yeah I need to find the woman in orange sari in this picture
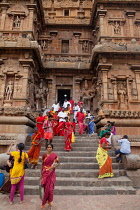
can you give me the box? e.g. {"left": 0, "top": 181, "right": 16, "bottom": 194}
{"left": 96, "top": 132, "right": 114, "bottom": 179}
{"left": 40, "top": 144, "right": 60, "bottom": 209}
{"left": 28, "top": 127, "right": 42, "bottom": 169}
{"left": 36, "top": 113, "right": 45, "bottom": 138}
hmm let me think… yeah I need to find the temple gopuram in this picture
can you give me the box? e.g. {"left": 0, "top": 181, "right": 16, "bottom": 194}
{"left": 0, "top": 0, "right": 140, "bottom": 153}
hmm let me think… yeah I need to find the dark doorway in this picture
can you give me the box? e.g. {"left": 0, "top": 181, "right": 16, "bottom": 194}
{"left": 58, "top": 89, "right": 70, "bottom": 106}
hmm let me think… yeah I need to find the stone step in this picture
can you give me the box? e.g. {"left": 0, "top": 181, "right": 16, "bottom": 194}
{"left": 25, "top": 169, "right": 126, "bottom": 178}
{"left": 27, "top": 161, "right": 122, "bottom": 170}
{"left": 26, "top": 142, "right": 99, "bottom": 147}
{"left": 38, "top": 151, "right": 115, "bottom": 157}
{"left": 24, "top": 185, "right": 136, "bottom": 195}
{"left": 29, "top": 162, "right": 122, "bottom": 170}
{"left": 38, "top": 156, "right": 117, "bottom": 163}
{"left": 24, "top": 176, "right": 132, "bottom": 187}
{"left": 26, "top": 146, "right": 98, "bottom": 152}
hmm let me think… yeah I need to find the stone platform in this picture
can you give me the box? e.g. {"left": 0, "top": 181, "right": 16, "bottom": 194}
{"left": 1, "top": 193, "right": 140, "bottom": 210}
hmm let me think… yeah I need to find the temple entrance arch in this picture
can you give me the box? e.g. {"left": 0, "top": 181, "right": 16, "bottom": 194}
{"left": 57, "top": 89, "right": 70, "bottom": 106}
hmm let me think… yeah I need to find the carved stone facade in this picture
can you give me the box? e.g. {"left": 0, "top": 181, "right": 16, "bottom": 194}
{"left": 0, "top": 0, "right": 140, "bottom": 149}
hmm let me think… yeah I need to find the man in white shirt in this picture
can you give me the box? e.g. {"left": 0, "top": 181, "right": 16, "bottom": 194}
{"left": 56, "top": 107, "right": 67, "bottom": 136}
{"left": 73, "top": 103, "right": 80, "bottom": 121}
{"left": 115, "top": 135, "right": 131, "bottom": 162}
{"left": 52, "top": 102, "right": 60, "bottom": 112}
{"left": 63, "top": 99, "right": 71, "bottom": 109}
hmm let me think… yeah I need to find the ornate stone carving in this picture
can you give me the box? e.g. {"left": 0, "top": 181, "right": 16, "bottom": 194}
{"left": 79, "top": 39, "right": 92, "bottom": 53}
{"left": 13, "top": 15, "right": 21, "bottom": 28}
{"left": 4, "top": 80, "right": 14, "bottom": 100}
{"left": 108, "top": 19, "right": 125, "bottom": 35}
{"left": 39, "top": 39, "right": 52, "bottom": 50}
{"left": 117, "top": 80, "right": 128, "bottom": 109}
{"left": 81, "top": 80, "right": 95, "bottom": 109}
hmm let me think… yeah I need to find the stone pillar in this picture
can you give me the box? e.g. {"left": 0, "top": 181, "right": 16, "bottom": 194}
{"left": 75, "top": 77, "right": 82, "bottom": 102}
{"left": 97, "top": 10, "right": 107, "bottom": 37}
{"left": 47, "top": 79, "right": 53, "bottom": 108}
{"left": 97, "top": 64, "right": 112, "bottom": 100}
{"left": 126, "top": 11, "right": 136, "bottom": 37}
{"left": 0, "top": 7, "right": 7, "bottom": 30}
{"left": 22, "top": 65, "right": 30, "bottom": 99}
{"left": 131, "top": 65, "right": 140, "bottom": 101}
{"left": 28, "top": 8, "right": 34, "bottom": 31}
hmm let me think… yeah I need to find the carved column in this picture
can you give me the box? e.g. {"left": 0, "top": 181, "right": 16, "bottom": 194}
{"left": 97, "top": 10, "right": 107, "bottom": 37}
{"left": 0, "top": 7, "right": 7, "bottom": 30}
{"left": 75, "top": 77, "right": 82, "bottom": 102}
{"left": 22, "top": 65, "right": 30, "bottom": 100}
{"left": 28, "top": 8, "right": 34, "bottom": 31}
{"left": 47, "top": 79, "right": 53, "bottom": 108}
{"left": 97, "top": 64, "right": 112, "bottom": 100}
{"left": 131, "top": 65, "right": 140, "bottom": 101}
{"left": 126, "top": 11, "right": 136, "bottom": 37}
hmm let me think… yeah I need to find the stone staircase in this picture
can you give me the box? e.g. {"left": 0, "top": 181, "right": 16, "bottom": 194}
{"left": 24, "top": 134, "right": 136, "bottom": 195}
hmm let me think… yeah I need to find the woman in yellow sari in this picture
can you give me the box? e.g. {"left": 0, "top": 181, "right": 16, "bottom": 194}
{"left": 96, "top": 132, "right": 114, "bottom": 179}
{"left": 6, "top": 142, "right": 29, "bottom": 204}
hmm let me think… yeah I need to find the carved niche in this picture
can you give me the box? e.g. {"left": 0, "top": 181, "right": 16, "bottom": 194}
{"left": 38, "top": 39, "right": 52, "bottom": 51}
{"left": 0, "top": 59, "right": 23, "bottom": 102}
{"left": 108, "top": 18, "right": 125, "bottom": 35}
{"left": 7, "top": 4, "right": 29, "bottom": 29}
{"left": 79, "top": 39, "right": 92, "bottom": 53}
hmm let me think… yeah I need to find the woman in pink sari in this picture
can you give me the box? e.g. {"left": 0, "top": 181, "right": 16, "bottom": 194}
{"left": 40, "top": 144, "right": 60, "bottom": 209}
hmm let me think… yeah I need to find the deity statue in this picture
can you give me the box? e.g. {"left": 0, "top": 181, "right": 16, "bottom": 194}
{"left": 5, "top": 80, "right": 14, "bottom": 100}
{"left": 81, "top": 80, "right": 95, "bottom": 110}
{"left": 117, "top": 86, "right": 128, "bottom": 109}
{"left": 13, "top": 16, "right": 21, "bottom": 28}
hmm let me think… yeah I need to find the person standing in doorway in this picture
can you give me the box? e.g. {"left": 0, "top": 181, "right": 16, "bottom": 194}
{"left": 52, "top": 102, "right": 60, "bottom": 112}
{"left": 76, "top": 108, "right": 85, "bottom": 135}
{"left": 63, "top": 98, "right": 71, "bottom": 109}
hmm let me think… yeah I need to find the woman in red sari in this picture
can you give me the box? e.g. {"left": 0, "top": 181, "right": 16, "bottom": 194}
{"left": 64, "top": 117, "right": 73, "bottom": 151}
{"left": 40, "top": 144, "right": 60, "bottom": 209}
{"left": 36, "top": 113, "right": 45, "bottom": 138}
{"left": 52, "top": 112, "right": 59, "bottom": 136}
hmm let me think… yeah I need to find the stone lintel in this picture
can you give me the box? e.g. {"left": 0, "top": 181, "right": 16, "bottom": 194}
{"left": 131, "top": 65, "right": 140, "bottom": 71}
{"left": 19, "top": 59, "right": 35, "bottom": 67}
{"left": 73, "top": 32, "right": 82, "bottom": 37}
{"left": 125, "top": 10, "right": 136, "bottom": 17}
{"left": 97, "top": 63, "right": 112, "bottom": 71}
{"left": 0, "top": 59, "right": 4, "bottom": 65}
{"left": 97, "top": 10, "right": 107, "bottom": 17}
{"left": 49, "top": 31, "right": 58, "bottom": 36}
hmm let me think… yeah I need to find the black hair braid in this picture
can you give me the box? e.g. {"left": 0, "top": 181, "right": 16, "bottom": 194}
{"left": 17, "top": 143, "right": 25, "bottom": 163}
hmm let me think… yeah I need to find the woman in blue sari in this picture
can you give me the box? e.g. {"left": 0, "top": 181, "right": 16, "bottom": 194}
{"left": 88, "top": 116, "right": 94, "bottom": 136}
